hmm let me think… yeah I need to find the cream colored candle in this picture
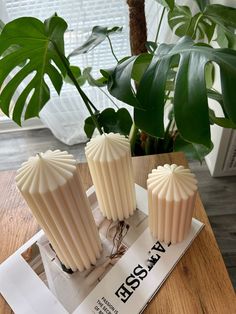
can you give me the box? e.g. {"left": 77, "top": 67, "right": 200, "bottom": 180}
{"left": 16, "top": 150, "right": 102, "bottom": 272}
{"left": 85, "top": 133, "right": 136, "bottom": 221}
{"left": 147, "top": 164, "right": 198, "bottom": 244}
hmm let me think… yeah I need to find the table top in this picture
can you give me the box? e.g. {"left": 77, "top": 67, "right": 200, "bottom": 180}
{"left": 0, "top": 152, "right": 235, "bottom": 314}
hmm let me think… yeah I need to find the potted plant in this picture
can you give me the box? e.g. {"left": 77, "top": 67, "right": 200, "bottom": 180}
{"left": 0, "top": 0, "right": 235, "bottom": 161}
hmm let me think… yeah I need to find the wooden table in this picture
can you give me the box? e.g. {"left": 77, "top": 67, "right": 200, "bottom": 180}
{"left": 0, "top": 152, "right": 235, "bottom": 313}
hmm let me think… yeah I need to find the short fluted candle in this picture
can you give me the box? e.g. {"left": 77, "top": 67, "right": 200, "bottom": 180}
{"left": 16, "top": 150, "right": 102, "bottom": 272}
{"left": 147, "top": 164, "right": 198, "bottom": 244}
{"left": 85, "top": 133, "right": 136, "bottom": 221}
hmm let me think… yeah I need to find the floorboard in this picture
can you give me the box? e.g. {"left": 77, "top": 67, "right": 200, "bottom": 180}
{"left": 0, "top": 128, "right": 86, "bottom": 171}
{"left": 0, "top": 127, "right": 235, "bottom": 289}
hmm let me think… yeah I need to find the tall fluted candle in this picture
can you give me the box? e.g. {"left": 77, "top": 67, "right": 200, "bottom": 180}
{"left": 16, "top": 150, "right": 102, "bottom": 272}
{"left": 85, "top": 133, "right": 136, "bottom": 221}
{"left": 147, "top": 164, "right": 198, "bottom": 244}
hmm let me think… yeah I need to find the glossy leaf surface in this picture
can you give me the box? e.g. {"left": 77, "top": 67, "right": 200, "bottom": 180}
{"left": 136, "top": 37, "right": 236, "bottom": 147}
{"left": 0, "top": 15, "right": 67, "bottom": 125}
{"left": 84, "top": 108, "right": 132, "bottom": 138}
{"left": 68, "top": 26, "right": 122, "bottom": 57}
{"left": 174, "top": 134, "right": 213, "bottom": 162}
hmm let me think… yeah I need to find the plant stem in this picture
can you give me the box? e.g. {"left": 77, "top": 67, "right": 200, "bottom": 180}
{"left": 82, "top": 91, "right": 99, "bottom": 113}
{"left": 164, "top": 118, "right": 172, "bottom": 139}
{"left": 107, "top": 35, "right": 119, "bottom": 62}
{"left": 129, "top": 122, "right": 138, "bottom": 155}
{"left": 55, "top": 45, "right": 103, "bottom": 134}
{"left": 155, "top": 7, "right": 166, "bottom": 43}
{"left": 165, "top": 89, "right": 171, "bottom": 101}
{"left": 98, "top": 87, "right": 119, "bottom": 109}
{"left": 162, "top": 113, "right": 174, "bottom": 152}
{"left": 67, "top": 68, "right": 103, "bottom": 134}
{"left": 170, "top": 118, "right": 176, "bottom": 134}
{"left": 145, "top": 136, "right": 153, "bottom": 155}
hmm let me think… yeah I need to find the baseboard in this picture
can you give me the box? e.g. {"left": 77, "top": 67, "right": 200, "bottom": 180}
{"left": 0, "top": 117, "right": 45, "bottom": 133}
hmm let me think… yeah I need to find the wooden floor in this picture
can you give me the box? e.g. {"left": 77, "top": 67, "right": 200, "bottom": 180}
{"left": 0, "top": 128, "right": 235, "bottom": 289}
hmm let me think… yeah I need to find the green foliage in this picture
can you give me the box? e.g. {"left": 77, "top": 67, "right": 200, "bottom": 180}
{"left": 82, "top": 67, "right": 107, "bottom": 87}
{"left": 166, "top": 2, "right": 236, "bottom": 47}
{"left": 0, "top": 15, "right": 68, "bottom": 125}
{"left": 205, "top": 63, "right": 215, "bottom": 89}
{"left": 68, "top": 26, "right": 122, "bottom": 57}
{"left": 216, "top": 25, "right": 236, "bottom": 49}
{"left": 155, "top": 0, "right": 175, "bottom": 10}
{"left": 84, "top": 113, "right": 99, "bottom": 138}
{"left": 207, "top": 89, "right": 228, "bottom": 117}
{"left": 131, "top": 53, "right": 153, "bottom": 82}
{"left": 194, "top": 0, "right": 209, "bottom": 12}
{"left": 173, "top": 134, "right": 213, "bottom": 163}
{"left": 168, "top": 5, "right": 215, "bottom": 42}
{"left": 106, "top": 36, "right": 236, "bottom": 148}
{"left": 209, "top": 108, "right": 236, "bottom": 129}
{"left": 205, "top": 4, "right": 236, "bottom": 29}
{"left": 64, "top": 65, "right": 86, "bottom": 86}
{"left": 64, "top": 66, "right": 107, "bottom": 87}
{"left": 107, "top": 56, "right": 140, "bottom": 108}
{"left": 145, "top": 41, "right": 157, "bottom": 53}
{"left": 84, "top": 108, "right": 132, "bottom": 138}
{"left": 206, "top": 5, "right": 236, "bottom": 48}
{"left": 0, "top": 1, "right": 236, "bottom": 161}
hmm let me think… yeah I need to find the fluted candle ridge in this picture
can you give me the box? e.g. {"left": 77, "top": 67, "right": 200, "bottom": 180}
{"left": 16, "top": 150, "right": 102, "bottom": 272}
{"left": 147, "top": 164, "right": 198, "bottom": 244}
{"left": 85, "top": 133, "right": 136, "bottom": 221}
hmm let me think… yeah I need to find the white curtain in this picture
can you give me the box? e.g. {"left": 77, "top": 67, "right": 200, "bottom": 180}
{"left": 0, "top": 0, "right": 8, "bottom": 22}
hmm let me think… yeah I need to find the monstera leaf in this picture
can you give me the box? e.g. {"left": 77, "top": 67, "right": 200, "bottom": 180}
{"left": 173, "top": 134, "right": 213, "bottom": 163}
{"left": 105, "top": 37, "right": 236, "bottom": 148}
{"left": 68, "top": 26, "right": 122, "bottom": 58}
{"left": 205, "top": 4, "right": 236, "bottom": 48}
{"left": 167, "top": 3, "right": 236, "bottom": 46}
{"left": 209, "top": 108, "right": 236, "bottom": 129}
{"left": 168, "top": 5, "right": 215, "bottom": 41}
{"left": 155, "top": 0, "right": 174, "bottom": 10}
{"left": 0, "top": 15, "right": 68, "bottom": 125}
{"left": 106, "top": 56, "right": 141, "bottom": 108}
{"left": 194, "top": 0, "right": 209, "bottom": 12}
{"left": 136, "top": 37, "right": 236, "bottom": 147}
{"left": 216, "top": 25, "right": 236, "bottom": 49}
{"left": 205, "top": 4, "right": 236, "bottom": 29}
{"left": 106, "top": 53, "right": 152, "bottom": 108}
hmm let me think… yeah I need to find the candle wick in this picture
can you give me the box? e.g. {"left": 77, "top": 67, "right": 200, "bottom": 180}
{"left": 37, "top": 153, "right": 42, "bottom": 159}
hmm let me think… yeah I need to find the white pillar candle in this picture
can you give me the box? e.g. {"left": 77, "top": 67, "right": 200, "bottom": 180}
{"left": 16, "top": 150, "right": 102, "bottom": 272}
{"left": 147, "top": 164, "right": 198, "bottom": 244}
{"left": 85, "top": 133, "right": 136, "bottom": 221}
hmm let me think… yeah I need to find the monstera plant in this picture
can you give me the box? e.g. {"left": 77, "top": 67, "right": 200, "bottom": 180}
{"left": 0, "top": 0, "right": 236, "bottom": 161}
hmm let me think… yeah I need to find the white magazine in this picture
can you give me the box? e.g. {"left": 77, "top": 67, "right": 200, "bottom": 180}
{"left": 0, "top": 184, "right": 204, "bottom": 314}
